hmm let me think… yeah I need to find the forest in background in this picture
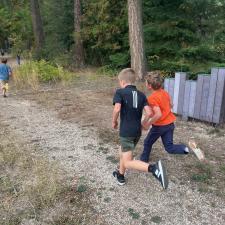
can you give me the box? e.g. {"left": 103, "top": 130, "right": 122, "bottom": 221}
{"left": 1, "top": 0, "right": 225, "bottom": 77}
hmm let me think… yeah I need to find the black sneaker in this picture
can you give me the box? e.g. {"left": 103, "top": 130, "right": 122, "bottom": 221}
{"left": 151, "top": 160, "right": 168, "bottom": 189}
{"left": 113, "top": 170, "right": 125, "bottom": 186}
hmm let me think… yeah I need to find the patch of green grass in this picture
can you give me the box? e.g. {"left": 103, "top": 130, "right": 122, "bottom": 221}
{"left": 128, "top": 208, "right": 140, "bottom": 220}
{"left": 106, "top": 155, "right": 118, "bottom": 164}
{"left": 192, "top": 174, "right": 211, "bottom": 183}
{"left": 98, "top": 146, "right": 109, "bottom": 154}
{"left": 79, "top": 176, "right": 86, "bottom": 181}
{"left": 198, "top": 186, "right": 209, "bottom": 193}
{"left": 208, "top": 128, "right": 224, "bottom": 137}
{"left": 219, "top": 165, "right": 225, "bottom": 174}
{"left": 0, "top": 175, "right": 18, "bottom": 194}
{"left": 208, "top": 128, "right": 220, "bottom": 134}
{"left": 77, "top": 184, "right": 87, "bottom": 193}
{"left": 97, "top": 192, "right": 102, "bottom": 198}
{"left": 151, "top": 216, "right": 162, "bottom": 223}
{"left": 104, "top": 197, "right": 111, "bottom": 203}
{"left": 191, "top": 163, "right": 212, "bottom": 183}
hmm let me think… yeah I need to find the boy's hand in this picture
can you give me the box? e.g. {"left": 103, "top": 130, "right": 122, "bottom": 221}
{"left": 112, "top": 121, "right": 118, "bottom": 129}
{"left": 142, "top": 124, "right": 148, "bottom": 131}
{"left": 142, "top": 121, "right": 150, "bottom": 131}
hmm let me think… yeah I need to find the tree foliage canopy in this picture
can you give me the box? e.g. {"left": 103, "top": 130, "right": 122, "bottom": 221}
{"left": 1, "top": 0, "right": 225, "bottom": 74}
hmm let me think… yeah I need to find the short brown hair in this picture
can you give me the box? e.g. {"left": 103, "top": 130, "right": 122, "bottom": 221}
{"left": 118, "top": 68, "right": 136, "bottom": 84}
{"left": 1, "top": 58, "right": 7, "bottom": 64}
{"left": 146, "top": 71, "right": 163, "bottom": 90}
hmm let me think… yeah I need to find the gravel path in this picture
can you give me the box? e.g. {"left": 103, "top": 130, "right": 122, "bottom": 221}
{"left": 0, "top": 95, "right": 225, "bottom": 225}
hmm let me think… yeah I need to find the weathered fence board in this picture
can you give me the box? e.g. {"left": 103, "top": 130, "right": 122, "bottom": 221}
{"left": 168, "top": 79, "right": 175, "bottom": 108}
{"left": 193, "top": 75, "right": 204, "bottom": 119}
{"left": 221, "top": 72, "right": 225, "bottom": 123}
{"left": 206, "top": 68, "right": 218, "bottom": 122}
{"left": 212, "top": 68, "right": 225, "bottom": 123}
{"left": 164, "top": 68, "right": 225, "bottom": 124}
{"left": 199, "top": 76, "right": 210, "bottom": 121}
{"left": 182, "top": 81, "right": 191, "bottom": 120}
{"left": 173, "top": 72, "right": 187, "bottom": 114}
{"left": 188, "top": 81, "right": 196, "bottom": 118}
{"left": 164, "top": 78, "right": 169, "bottom": 92}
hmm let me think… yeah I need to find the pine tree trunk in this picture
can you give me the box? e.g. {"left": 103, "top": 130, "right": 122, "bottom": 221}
{"left": 74, "top": 0, "right": 84, "bottom": 68}
{"left": 127, "top": 0, "right": 146, "bottom": 80}
{"left": 30, "top": 0, "right": 45, "bottom": 50}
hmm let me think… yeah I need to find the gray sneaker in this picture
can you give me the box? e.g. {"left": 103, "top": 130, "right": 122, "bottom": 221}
{"left": 151, "top": 160, "right": 168, "bottom": 189}
{"left": 113, "top": 170, "right": 125, "bottom": 186}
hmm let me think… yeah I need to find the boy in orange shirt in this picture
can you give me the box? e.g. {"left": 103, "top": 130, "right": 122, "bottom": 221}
{"left": 140, "top": 72, "right": 189, "bottom": 162}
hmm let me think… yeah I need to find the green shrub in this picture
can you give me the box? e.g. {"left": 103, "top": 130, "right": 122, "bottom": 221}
{"left": 149, "top": 58, "right": 190, "bottom": 76}
{"left": 109, "top": 52, "right": 129, "bottom": 68}
{"left": 14, "top": 60, "right": 75, "bottom": 90}
{"left": 97, "top": 65, "right": 119, "bottom": 76}
{"left": 181, "top": 45, "right": 216, "bottom": 61}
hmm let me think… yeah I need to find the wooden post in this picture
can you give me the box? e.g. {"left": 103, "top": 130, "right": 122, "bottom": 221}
{"left": 199, "top": 76, "right": 210, "bottom": 121}
{"left": 168, "top": 79, "right": 175, "bottom": 102}
{"left": 173, "top": 72, "right": 188, "bottom": 115}
{"left": 206, "top": 68, "right": 218, "bottom": 122}
{"left": 188, "top": 81, "right": 197, "bottom": 118}
{"left": 194, "top": 75, "right": 204, "bottom": 119}
{"left": 182, "top": 81, "right": 191, "bottom": 120}
{"left": 212, "top": 68, "right": 225, "bottom": 123}
{"left": 164, "top": 78, "right": 169, "bottom": 92}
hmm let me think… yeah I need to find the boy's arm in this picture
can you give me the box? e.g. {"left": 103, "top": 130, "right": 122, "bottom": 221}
{"left": 112, "top": 103, "right": 121, "bottom": 129}
{"left": 141, "top": 105, "right": 153, "bottom": 130}
{"left": 8, "top": 66, "right": 12, "bottom": 76}
{"left": 147, "top": 106, "right": 162, "bottom": 126}
{"left": 142, "top": 106, "right": 162, "bottom": 129}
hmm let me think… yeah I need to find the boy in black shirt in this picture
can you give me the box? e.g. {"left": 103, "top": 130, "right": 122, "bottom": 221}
{"left": 112, "top": 68, "right": 168, "bottom": 189}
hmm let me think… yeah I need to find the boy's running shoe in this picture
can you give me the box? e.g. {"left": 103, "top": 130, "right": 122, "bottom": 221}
{"left": 113, "top": 170, "right": 125, "bottom": 186}
{"left": 151, "top": 160, "right": 168, "bottom": 189}
{"left": 115, "top": 165, "right": 128, "bottom": 176}
{"left": 188, "top": 141, "right": 205, "bottom": 161}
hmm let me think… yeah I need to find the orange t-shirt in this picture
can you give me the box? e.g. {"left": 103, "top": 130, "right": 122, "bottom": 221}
{"left": 147, "top": 88, "right": 176, "bottom": 126}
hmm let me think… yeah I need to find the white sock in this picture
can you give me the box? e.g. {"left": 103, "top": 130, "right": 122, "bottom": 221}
{"left": 184, "top": 147, "right": 189, "bottom": 153}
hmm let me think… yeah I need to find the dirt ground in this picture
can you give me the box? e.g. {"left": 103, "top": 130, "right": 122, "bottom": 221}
{"left": 1, "top": 71, "right": 225, "bottom": 225}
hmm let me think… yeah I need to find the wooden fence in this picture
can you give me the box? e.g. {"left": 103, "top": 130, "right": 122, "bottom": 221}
{"left": 164, "top": 68, "right": 225, "bottom": 124}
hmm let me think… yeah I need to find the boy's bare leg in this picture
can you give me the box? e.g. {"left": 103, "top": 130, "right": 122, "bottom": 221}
{"left": 2, "top": 87, "right": 6, "bottom": 97}
{"left": 114, "top": 150, "right": 168, "bottom": 189}
{"left": 119, "top": 147, "right": 126, "bottom": 175}
{"left": 121, "top": 151, "right": 149, "bottom": 172}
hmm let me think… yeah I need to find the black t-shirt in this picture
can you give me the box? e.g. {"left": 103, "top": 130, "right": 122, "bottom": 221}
{"left": 113, "top": 85, "right": 148, "bottom": 137}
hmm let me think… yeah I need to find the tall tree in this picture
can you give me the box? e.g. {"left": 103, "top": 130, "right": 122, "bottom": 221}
{"left": 128, "top": 0, "right": 146, "bottom": 80}
{"left": 74, "top": 0, "right": 84, "bottom": 67}
{"left": 30, "top": 0, "right": 44, "bottom": 50}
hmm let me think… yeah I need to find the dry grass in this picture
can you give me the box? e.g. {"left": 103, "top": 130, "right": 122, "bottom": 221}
{"left": 0, "top": 127, "right": 100, "bottom": 225}
{"left": 13, "top": 60, "right": 79, "bottom": 91}
{"left": 13, "top": 60, "right": 40, "bottom": 91}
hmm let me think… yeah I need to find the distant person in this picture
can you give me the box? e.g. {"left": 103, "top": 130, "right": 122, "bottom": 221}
{"left": 16, "top": 54, "right": 21, "bottom": 65}
{"left": 112, "top": 68, "right": 168, "bottom": 189}
{"left": 140, "top": 71, "right": 190, "bottom": 162}
{"left": 0, "top": 49, "right": 4, "bottom": 57}
{"left": 0, "top": 58, "right": 12, "bottom": 97}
